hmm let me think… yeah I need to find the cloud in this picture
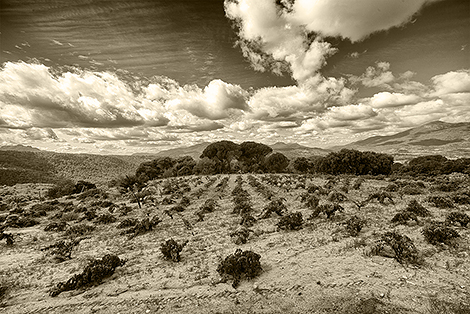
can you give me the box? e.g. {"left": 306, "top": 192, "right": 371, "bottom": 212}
{"left": 0, "top": 62, "right": 249, "bottom": 131}
{"left": 349, "top": 62, "right": 395, "bottom": 88}
{"left": 291, "top": 0, "right": 436, "bottom": 42}
{"left": 224, "top": 0, "right": 435, "bottom": 82}
{"left": 22, "top": 128, "right": 60, "bottom": 141}
{"left": 431, "top": 69, "right": 470, "bottom": 96}
{"left": 368, "top": 92, "right": 422, "bottom": 108}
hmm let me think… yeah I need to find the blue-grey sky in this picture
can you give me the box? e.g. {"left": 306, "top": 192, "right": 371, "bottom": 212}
{"left": 0, "top": 0, "right": 469, "bottom": 154}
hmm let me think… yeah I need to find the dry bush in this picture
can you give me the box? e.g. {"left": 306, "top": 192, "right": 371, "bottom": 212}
{"left": 310, "top": 203, "right": 344, "bottom": 219}
{"left": 116, "top": 218, "right": 138, "bottom": 229}
{"left": 120, "top": 216, "right": 161, "bottom": 239}
{"left": 422, "top": 222, "right": 460, "bottom": 246}
{"left": 391, "top": 211, "right": 418, "bottom": 225}
{"left": 230, "top": 227, "right": 253, "bottom": 244}
{"left": 44, "top": 221, "right": 68, "bottom": 232}
{"left": 217, "top": 249, "right": 262, "bottom": 288}
{"left": 258, "top": 198, "right": 287, "bottom": 219}
{"left": 277, "top": 212, "right": 303, "bottom": 231}
{"left": 369, "top": 231, "right": 421, "bottom": 265}
{"left": 239, "top": 213, "right": 256, "bottom": 228}
{"left": 41, "top": 238, "right": 83, "bottom": 262}
{"left": 405, "top": 199, "right": 431, "bottom": 217}
{"left": 94, "top": 213, "right": 117, "bottom": 224}
{"left": 344, "top": 215, "right": 366, "bottom": 237}
{"left": 426, "top": 196, "right": 454, "bottom": 209}
{"left": 160, "top": 239, "right": 188, "bottom": 262}
{"left": 49, "top": 254, "right": 125, "bottom": 297}
{"left": 65, "top": 224, "right": 95, "bottom": 237}
{"left": 0, "top": 226, "right": 13, "bottom": 246}
{"left": 446, "top": 212, "right": 470, "bottom": 227}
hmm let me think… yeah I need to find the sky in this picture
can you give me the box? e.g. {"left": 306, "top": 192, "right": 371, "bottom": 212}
{"left": 0, "top": 0, "right": 469, "bottom": 155}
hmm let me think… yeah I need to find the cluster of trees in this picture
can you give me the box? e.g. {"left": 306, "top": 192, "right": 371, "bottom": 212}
{"left": 131, "top": 141, "right": 290, "bottom": 185}
{"left": 292, "top": 149, "right": 394, "bottom": 176}
{"left": 394, "top": 155, "right": 470, "bottom": 176}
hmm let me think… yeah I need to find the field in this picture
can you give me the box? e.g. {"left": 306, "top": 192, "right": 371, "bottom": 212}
{"left": 0, "top": 174, "right": 469, "bottom": 314}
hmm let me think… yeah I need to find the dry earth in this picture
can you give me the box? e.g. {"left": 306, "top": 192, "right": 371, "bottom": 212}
{"left": 0, "top": 174, "right": 469, "bottom": 314}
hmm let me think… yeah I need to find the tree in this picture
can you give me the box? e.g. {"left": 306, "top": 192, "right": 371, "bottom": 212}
{"left": 292, "top": 157, "right": 313, "bottom": 173}
{"left": 200, "top": 141, "right": 241, "bottom": 173}
{"left": 264, "top": 152, "right": 289, "bottom": 173}
{"left": 238, "top": 141, "right": 273, "bottom": 173}
{"left": 135, "top": 157, "right": 176, "bottom": 182}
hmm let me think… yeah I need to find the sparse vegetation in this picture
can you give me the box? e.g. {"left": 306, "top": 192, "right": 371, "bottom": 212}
{"left": 160, "top": 239, "right": 188, "bottom": 262}
{"left": 277, "top": 212, "right": 303, "bottom": 231}
{"left": 369, "top": 231, "right": 421, "bottom": 265}
{"left": 422, "top": 222, "right": 460, "bottom": 246}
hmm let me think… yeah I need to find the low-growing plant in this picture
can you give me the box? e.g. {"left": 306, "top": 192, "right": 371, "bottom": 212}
{"left": 405, "top": 199, "right": 431, "bottom": 217}
{"left": 352, "top": 177, "right": 366, "bottom": 190}
{"left": 445, "top": 211, "right": 470, "bottom": 227}
{"left": 422, "top": 222, "right": 460, "bottom": 246}
{"left": 44, "top": 221, "right": 68, "bottom": 232}
{"left": 258, "top": 198, "right": 286, "bottom": 219}
{"left": 426, "top": 196, "right": 454, "bottom": 209}
{"left": 451, "top": 194, "right": 470, "bottom": 205}
{"left": 391, "top": 211, "right": 418, "bottom": 225}
{"left": 179, "top": 196, "right": 191, "bottom": 207}
{"left": 230, "top": 227, "right": 252, "bottom": 244}
{"left": 41, "top": 238, "right": 83, "bottom": 262}
{"left": 370, "top": 231, "right": 421, "bottom": 265}
{"left": 4, "top": 215, "right": 39, "bottom": 228}
{"left": 239, "top": 213, "right": 256, "bottom": 228}
{"left": 49, "top": 254, "right": 125, "bottom": 297}
{"left": 310, "top": 203, "right": 344, "bottom": 219}
{"left": 344, "top": 215, "right": 366, "bottom": 237}
{"left": 65, "top": 224, "right": 95, "bottom": 237}
{"left": 117, "top": 218, "right": 138, "bottom": 229}
{"left": 0, "top": 226, "right": 13, "bottom": 246}
{"left": 94, "top": 213, "right": 117, "bottom": 224}
{"left": 304, "top": 195, "right": 320, "bottom": 209}
{"left": 327, "top": 191, "right": 347, "bottom": 202}
{"left": 277, "top": 212, "right": 303, "bottom": 231}
{"left": 217, "top": 249, "right": 262, "bottom": 288}
{"left": 160, "top": 239, "right": 188, "bottom": 262}
{"left": 363, "top": 191, "right": 394, "bottom": 205}
{"left": 121, "top": 216, "right": 161, "bottom": 239}
{"left": 233, "top": 202, "right": 253, "bottom": 216}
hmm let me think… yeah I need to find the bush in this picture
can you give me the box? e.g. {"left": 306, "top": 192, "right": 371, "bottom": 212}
{"left": 426, "top": 196, "right": 454, "bottom": 209}
{"left": 344, "top": 215, "right": 366, "bottom": 237}
{"left": 258, "top": 198, "right": 286, "bottom": 219}
{"left": 121, "top": 216, "right": 161, "bottom": 239}
{"left": 160, "top": 239, "right": 188, "bottom": 262}
{"left": 391, "top": 211, "right": 418, "bottom": 225}
{"left": 364, "top": 191, "right": 394, "bottom": 205}
{"left": 405, "top": 200, "right": 431, "bottom": 217}
{"left": 41, "top": 238, "right": 82, "bottom": 262}
{"left": 240, "top": 213, "right": 256, "bottom": 228}
{"left": 0, "top": 227, "right": 13, "bottom": 246}
{"left": 230, "top": 227, "right": 252, "bottom": 244}
{"left": 49, "top": 254, "right": 125, "bottom": 297}
{"left": 446, "top": 212, "right": 470, "bottom": 227}
{"left": 65, "top": 224, "right": 95, "bottom": 237}
{"left": 370, "top": 232, "right": 420, "bottom": 265}
{"left": 422, "top": 222, "right": 460, "bottom": 246}
{"left": 277, "top": 212, "right": 303, "bottom": 231}
{"left": 94, "top": 213, "right": 117, "bottom": 224}
{"left": 44, "top": 221, "right": 68, "bottom": 232}
{"left": 310, "top": 203, "right": 344, "bottom": 219}
{"left": 117, "top": 218, "right": 138, "bottom": 229}
{"left": 217, "top": 249, "right": 262, "bottom": 288}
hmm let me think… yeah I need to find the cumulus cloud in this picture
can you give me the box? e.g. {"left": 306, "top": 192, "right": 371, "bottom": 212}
{"left": 225, "top": 0, "right": 435, "bottom": 82}
{"left": 368, "top": 92, "right": 422, "bottom": 108}
{"left": 0, "top": 62, "right": 249, "bottom": 131}
{"left": 431, "top": 69, "right": 470, "bottom": 96}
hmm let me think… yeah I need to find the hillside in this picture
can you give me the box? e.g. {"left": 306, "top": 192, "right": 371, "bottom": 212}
{"left": 0, "top": 174, "right": 468, "bottom": 313}
{"left": 0, "top": 151, "right": 154, "bottom": 186}
{"left": 334, "top": 121, "right": 470, "bottom": 161}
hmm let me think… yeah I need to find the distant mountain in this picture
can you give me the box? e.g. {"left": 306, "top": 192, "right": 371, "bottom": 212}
{"left": 0, "top": 144, "right": 41, "bottom": 152}
{"left": 270, "top": 142, "right": 329, "bottom": 159}
{"left": 334, "top": 121, "right": 470, "bottom": 161}
{"left": 133, "top": 142, "right": 211, "bottom": 160}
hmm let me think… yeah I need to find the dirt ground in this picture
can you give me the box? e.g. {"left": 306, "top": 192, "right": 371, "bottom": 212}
{"left": 0, "top": 175, "right": 469, "bottom": 314}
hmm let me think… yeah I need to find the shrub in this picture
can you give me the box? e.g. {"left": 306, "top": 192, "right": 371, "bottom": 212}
{"left": 391, "top": 211, "right": 418, "bottom": 225}
{"left": 352, "top": 178, "right": 366, "bottom": 190}
{"left": 233, "top": 202, "right": 253, "bottom": 216}
{"left": 258, "top": 198, "right": 287, "bottom": 219}
{"left": 44, "top": 221, "right": 68, "bottom": 232}
{"left": 327, "top": 191, "right": 347, "bottom": 202}
{"left": 76, "top": 189, "right": 107, "bottom": 201}
{"left": 240, "top": 214, "right": 256, "bottom": 228}
{"left": 344, "top": 215, "right": 366, "bottom": 237}
{"left": 41, "top": 238, "right": 82, "bottom": 262}
{"left": 94, "top": 213, "right": 117, "bottom": 225}
{"left": 277, "top": 212, "right": 303, "bottom": 231}
{"left": 121, "top": 216, "right": 161, "bottom": 239}
{"left": 230, "top": 227, "right": 252, "bottom": 244}
{"left": 117, "top": 218, "right": 138, "bottom": 229}
{"left": 364, "top": 191, "right": 394, "bottom": 205}
{"left": 179, "top": 196, "right": 191, "bottom": 207}
{"left": 400, "top": 185, "right": 423, "bottom": 195}
{"left": 422, "top": 222, "right": 460, "bottom": 246}
{"left": 160, "top": 239, "right": 188, "bottom": 262}
{"left": 310, "top": 203, "right": 344, "bottom": 219}
{"left": 426, "top": 196, "right": 454, "bottom": 209}
{"left": 217, "top": 249, "right": 262, "bottom": 288}
{"left": 405, "top": 200, "right": 431, "bottom": 217}
{"left": 451, "top": 194, "right": 470, "bottom": 205}
{"left": 371, "top": 232, "right": 420, "bottom": 265}
{"left": 304, "top": 195, "right": 320, "bottom": 209}
{"left": 446, "top": 212, "right": 470, "bottom": 227}
{"left": 0, "top": 227, "right": 13, "bottom": 246}
{"left": 49, "top": 254, "right": 125, "bottom": 297}
{"left": 65, "top": 224, "right": 95, "bottom": 237}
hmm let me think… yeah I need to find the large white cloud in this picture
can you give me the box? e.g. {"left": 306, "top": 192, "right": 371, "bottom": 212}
{"left": 224, "top": 0, "right": 436, "bottom": 82}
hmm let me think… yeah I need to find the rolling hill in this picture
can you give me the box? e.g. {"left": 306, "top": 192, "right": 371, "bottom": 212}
{"left": 334, "top": 121, "right": 470, "bottom": 161}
